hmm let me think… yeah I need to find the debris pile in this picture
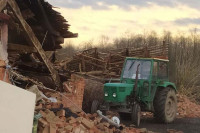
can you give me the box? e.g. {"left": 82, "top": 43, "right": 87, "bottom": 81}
{"left": 177, "top": 94, "right": 200, "bottom": 118}
{"left": 31, "top": 83, "right": 151, "bottom": 133}
{"left": 26, "top": 74, "right": 85, "bottom": 113}
{"left": 60, "top": 42, "right": 169, "bottom": 79}
{"left": 140, "top": 94, "right": 200, "bottom": 119}
{"left": 37, "top": 109, "right": 150, "bottom": 133}
{"left": 1, "top": 1, "right": 199, "bottom": 133}
{"left": 0, "top": 0, "right": 78, "bottom": 91}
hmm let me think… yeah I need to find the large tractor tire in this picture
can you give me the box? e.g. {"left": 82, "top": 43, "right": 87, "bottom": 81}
{"left": 131, "top": 103, "right": 141, "bottom": 127}
{"left": 154, "top": 87, "right": 177, "bottom": 123}
{"left": 91, "top": 100, "right": 99, "bottom": 114}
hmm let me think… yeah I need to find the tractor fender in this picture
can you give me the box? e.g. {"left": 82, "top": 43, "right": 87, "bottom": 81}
{"left": 157, "top": 81, "right": 177, "bottom": 92}
{"left": 152, "top": 81, "right": 177, "bottom": 101}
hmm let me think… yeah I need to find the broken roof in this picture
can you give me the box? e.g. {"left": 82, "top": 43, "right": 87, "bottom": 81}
{"left": 0, "top": 0, "right": 79, "bottom": 90}
{"left": 11, "top": 0, "right": 78, "bottom": 51}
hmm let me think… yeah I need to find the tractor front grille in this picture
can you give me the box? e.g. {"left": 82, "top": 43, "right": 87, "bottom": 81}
{"left": 119, "top": 87, "right": 126, "bottom": 92}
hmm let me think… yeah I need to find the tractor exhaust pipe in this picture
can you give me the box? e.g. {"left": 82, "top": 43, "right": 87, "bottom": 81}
{"left": 133, "top": 64, "right": 140, "bottom": 100}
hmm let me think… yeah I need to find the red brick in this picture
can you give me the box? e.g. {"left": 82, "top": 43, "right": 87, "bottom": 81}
{"left": 50, "top": 124, "right": 57, "bottom": 133}
{"left": 38, "top": 118, "right": 49, "bottom": 127}
{"left": 39, "top": 110, "right": 47, "bottom": 118}
{"left": 57, "top": 129, "right": 66, "bottom": 133}
{"left": 64, "top": 125, "right": 73, "bottom": 132}
{"left": 81, "top": 118, "right": 94, "bottom": 129}
{"left": 68, "top": 117, "right": 77, "bottom": 124}
{"left": 59, "top": 116, "right": 66, "bottom": 122}
{"left": 56, "top": 109, "right": 65, "bottom": 117}
{"left": 45, "top": 104, "right": 52, "bottom": 109}
{"left": 35, "top": 103, "right": 43, "bottom": 110}
{"left": 41, "top": 126, "right": 50, "bottom": 133}
{"left": 51, "top": 102, "right": 61, "bottom": 108}
{"left": 73, "top": 127, "right": 81, "bottom": 133}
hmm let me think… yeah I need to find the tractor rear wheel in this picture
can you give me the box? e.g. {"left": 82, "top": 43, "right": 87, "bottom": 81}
{"left": 131, "top": 103, "right": 141, "bottom": 127}
{"left": 154, "top": 87, "right": 177, "bottom": 123}
{"left": 91, "top": 100, "right": 99, "bottom": 114}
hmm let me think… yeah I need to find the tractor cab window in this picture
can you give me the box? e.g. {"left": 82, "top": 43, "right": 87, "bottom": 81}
{"left": 158, "top": 62, "right": 168, "bottom": 79}
{"left": 123, "top": 60, "right": 151, "bottom": 79}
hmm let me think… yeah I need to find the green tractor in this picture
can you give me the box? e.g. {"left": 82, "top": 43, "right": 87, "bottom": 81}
{"left": 91, "top": 57, "right": 177, "bottom": 126}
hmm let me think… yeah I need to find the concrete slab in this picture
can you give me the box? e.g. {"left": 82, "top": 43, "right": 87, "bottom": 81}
{"left": 0, "top": 80, "right": 36, "bottom": 133}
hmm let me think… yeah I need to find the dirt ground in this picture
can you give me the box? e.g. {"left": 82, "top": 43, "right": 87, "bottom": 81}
{"left": 121, "top": 115, "right": 200, "bottom": 133}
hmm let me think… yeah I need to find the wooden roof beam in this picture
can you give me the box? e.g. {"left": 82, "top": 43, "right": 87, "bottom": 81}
{"left": 8, "top": 43, "right": 37, "bottom": 53}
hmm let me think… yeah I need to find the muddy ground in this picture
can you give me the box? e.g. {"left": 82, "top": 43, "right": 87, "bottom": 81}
{"left": 121, "top": 115, "right": 200, "bottom": 133}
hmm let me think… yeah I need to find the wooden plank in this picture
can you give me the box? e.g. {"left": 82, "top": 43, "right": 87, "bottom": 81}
{"left": 79, "top": 71, "right": 103, "bottom": 75}
{"left": 79, "top": 54, "right": 106, "bottom": 63}
{"left": 7, "top": 0, "right": 61, "bottom": 90}
{"left": 0, "top": 0, "right": 7, "bottom": 12}
{"left": 84, "top": 60, "right": 105, "bottom": 69}
{"left": 8, "top": 43, "right": 37, "bottom": 53}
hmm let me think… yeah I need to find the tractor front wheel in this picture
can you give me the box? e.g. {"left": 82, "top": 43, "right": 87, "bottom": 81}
{"left": 131, "top": 103, "right": 141, "bottom": 127}
{"left": 154, "top": 87, "right": 177, "bottom": 123}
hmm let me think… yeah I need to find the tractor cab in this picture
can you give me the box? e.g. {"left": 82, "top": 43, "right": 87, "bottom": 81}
{"left": 92, "top": 57, "right": 177, "bottom": 127}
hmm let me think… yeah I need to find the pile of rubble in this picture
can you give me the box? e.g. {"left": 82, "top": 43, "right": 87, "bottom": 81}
{"left": 31, "top": 81, "right": 151, "bottom": 133}
{"left": 37, "top": 109, "right": 147, "bottom": 133}
{"left": 141, "top": 94, "right": 200, "bottom": 119}
{"left": 177, "top": 94, "right": 200, "bottom": 118}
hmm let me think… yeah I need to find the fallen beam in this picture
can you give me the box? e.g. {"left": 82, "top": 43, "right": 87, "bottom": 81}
{"left": 8, "top": 43, "right": 37, "bottom": 53}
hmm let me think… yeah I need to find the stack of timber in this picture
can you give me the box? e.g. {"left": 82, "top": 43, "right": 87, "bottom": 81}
{"left": 61, "top": 42, "right": 169, "bottom": 79}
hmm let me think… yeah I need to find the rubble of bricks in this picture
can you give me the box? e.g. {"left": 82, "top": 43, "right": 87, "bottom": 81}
{"left": 177, "top": 94, "right": 200, "bottom": 118}
{"left": 37, "top": 109, "right": 152, "bottom": 133}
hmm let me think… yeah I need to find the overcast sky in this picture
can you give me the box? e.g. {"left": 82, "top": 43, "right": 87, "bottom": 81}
{"left": 46, "top": 0, "right": 200, "bottom": 45}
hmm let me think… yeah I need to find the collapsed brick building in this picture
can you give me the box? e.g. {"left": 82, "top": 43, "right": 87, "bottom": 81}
{"left": 0, "top": 0, "right": 77, "bottom": 90}
{"left": 0, "top": 0, "right": 104, "bottom": 118}
{"left": 1, "top": 1, "right": 200, "bottom": 133}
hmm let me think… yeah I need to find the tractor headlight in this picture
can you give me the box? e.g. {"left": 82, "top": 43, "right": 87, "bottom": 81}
{"left": 113, "top": 93, "right": 117, "bottom": 97}
{"left": 105, "top": 92, "right": 108, "bottom": 97}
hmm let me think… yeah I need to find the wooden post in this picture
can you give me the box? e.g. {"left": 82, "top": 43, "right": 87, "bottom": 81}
{"left": 81, "top": 57, "right": 86, "bottom": 72}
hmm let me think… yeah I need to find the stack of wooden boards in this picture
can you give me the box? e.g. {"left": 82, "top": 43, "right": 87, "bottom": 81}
{"left": 59, "top": 43, "right": 169, "bottom": 79}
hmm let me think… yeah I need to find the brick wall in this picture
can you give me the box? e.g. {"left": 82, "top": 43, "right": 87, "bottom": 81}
{"left": 62, "top": 74, "right": 86, "bottom": 112}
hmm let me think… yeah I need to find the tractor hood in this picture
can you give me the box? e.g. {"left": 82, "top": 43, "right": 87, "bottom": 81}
{"left": 103, "top": 83, "right": 134, "bottom": 103}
